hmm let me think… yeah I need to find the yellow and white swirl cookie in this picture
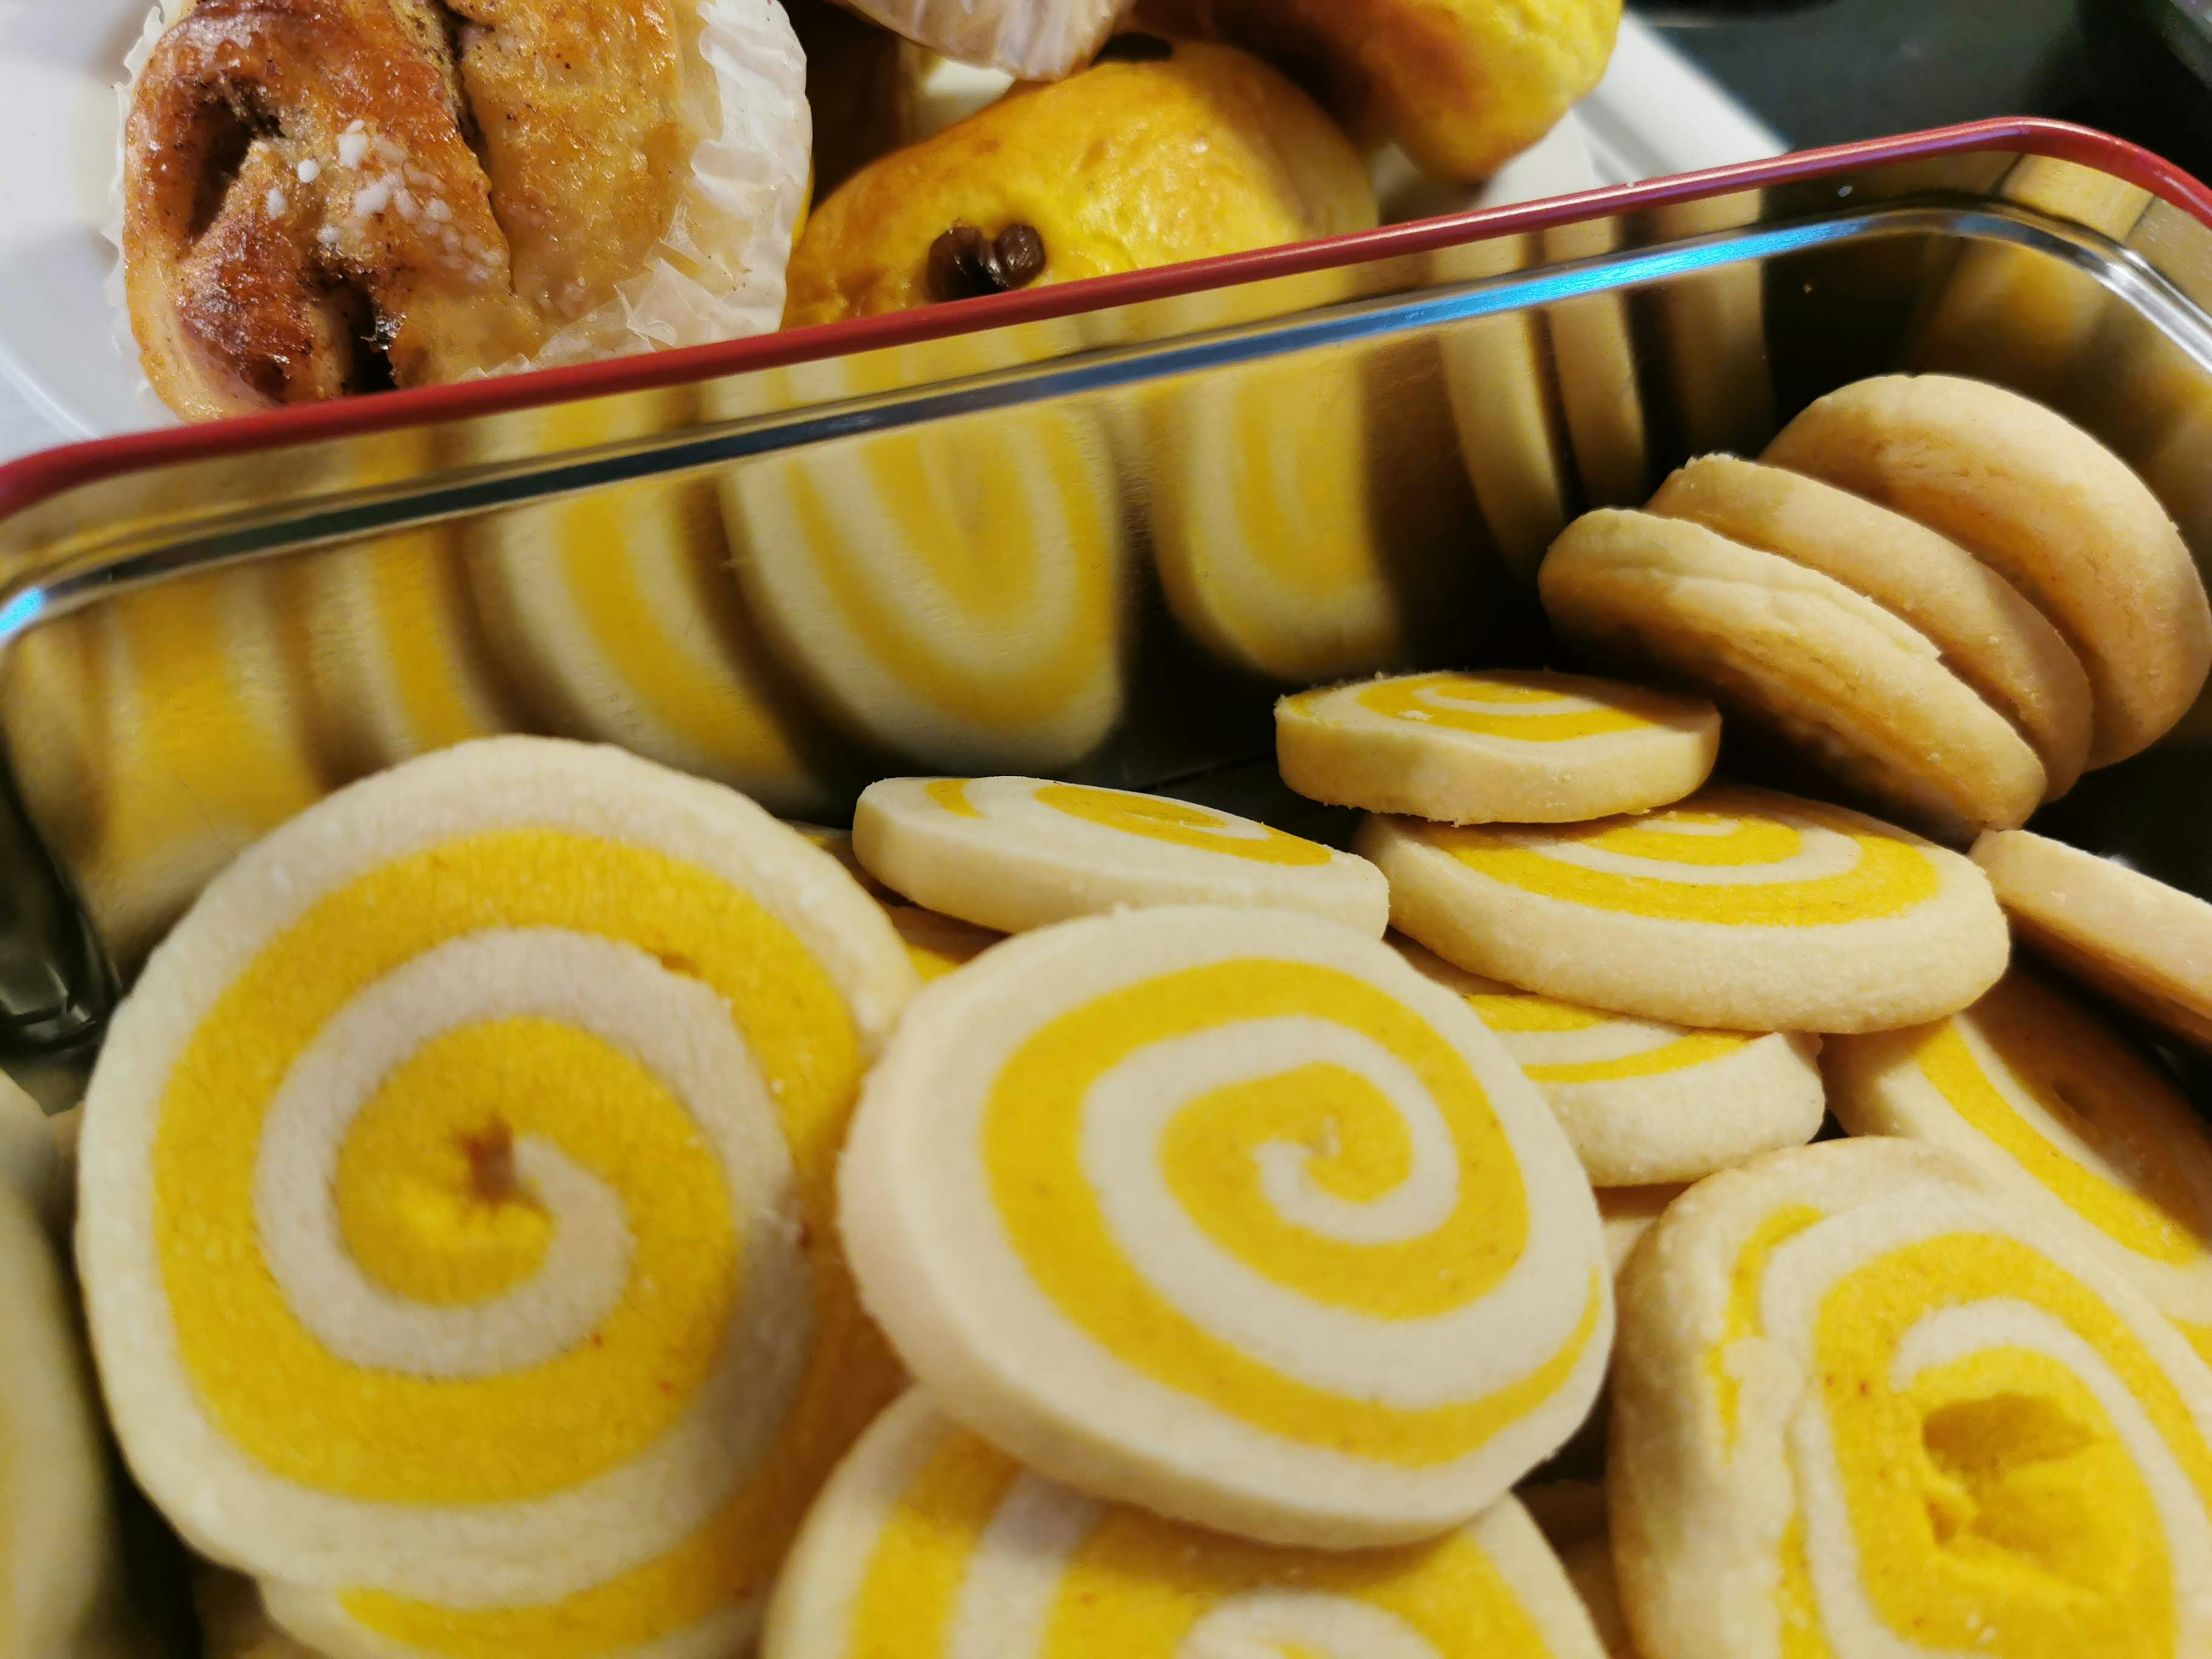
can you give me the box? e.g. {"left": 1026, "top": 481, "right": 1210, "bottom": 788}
{"left": 1766, "top": 373, "right": 2212, "bottom": 767}
{"left": 766, "top": 1389, "right": 1608, "bottom": 1658}
{"left": 854, "top": 776, "right": 1390, "bottom": 936}
{"left": 839, "top": 904, "right": 1611, "bottom": 1546}
{"left": 1359, "top": 786, "right": 2009, "bottom": 1034}
{"left": 1277, "top": 669, "right": 1719, "bottom": 825}
{"left": 1829, "top": 969, "right": 2212, "bottom": 1358}
{"left": 1609, "top": 1137, "right": 2212, "bottom": 1659}
{"left": 724, "top": 350, "right": 1130, "bottom": 774}
{"left": 76, "top": 738, "right": 917, "bottom": 1650}
{"left": 1395, "top": 940, "right": 1824, "bottom": 1188}
{"left": 472, "top": 394, "right": 833, "bottom": 819}
{"left": 1541, "top": 508, "right": 2050, "bottom": 840}
{"left": 1973, "top": 828, "right": 2212, "bottom": 1052}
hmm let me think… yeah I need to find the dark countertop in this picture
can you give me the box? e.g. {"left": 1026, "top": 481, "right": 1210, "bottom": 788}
{"left": 1645, "top": 0, "right": 2212, "bottom": 175}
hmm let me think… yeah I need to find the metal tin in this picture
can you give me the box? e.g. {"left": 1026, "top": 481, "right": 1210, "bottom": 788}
{"left": 2, "top": 115, "right": 2210, "bottom": 1066}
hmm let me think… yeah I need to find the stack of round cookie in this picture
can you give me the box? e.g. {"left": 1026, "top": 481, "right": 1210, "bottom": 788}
{"left": 1540, "top": 373, "right": 2212, "bottom": 841}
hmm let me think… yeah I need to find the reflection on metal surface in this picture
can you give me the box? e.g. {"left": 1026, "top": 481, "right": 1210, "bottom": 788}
{"left": 2, "top": 138, "right": 2212, "bottom": 1041}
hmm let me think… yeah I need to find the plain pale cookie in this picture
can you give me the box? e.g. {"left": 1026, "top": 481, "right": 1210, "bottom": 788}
{"left": 1649, "top": 454, "right": 2095, "bottom": 796}
{"left": 1542, "top": 509, "right": 2048, "bottom": 840}
{"left": 77, "top": 737, "right": 917, "bottom": 1649}
{"left": 0, "top": 1183, "right": 122, "bottom": 1659}
{"left": 1827, "top": 969, "right": 2212, "bottom": 1362}
{"left": 764, "top": 1391, "right": 1607, "bottom": 1658}
{"left": 1766, "top": 372, "right": 2212, "bottom": 766}
{"left": 1358, "top": 785, "right": 2009, "bottom": 1034}
{"left": 1972, "top": 827, "right": 2212, "bottom": 1050}
{"left": 854, "top": 776, "right": 1389, "bottom": 936}
{"left": 1396, "top": 940, "right": 1823, "bottom": 1187}
{"left": 1609, "top": 1137, "right": 2212, "bottom": 1659}
{"left": 839, "top": 906, "right": 1610, "bottom": 1547}
{"left": 1277, "top": 670, "right": 1718, "bottom": 825}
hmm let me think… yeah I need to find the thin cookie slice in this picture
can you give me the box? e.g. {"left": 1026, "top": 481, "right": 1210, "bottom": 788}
{"left": 1649, "top": 454, "right": 2094, "bottom": 796}
{"left": 853, "top": 776, "right": 1389, "bottom": 935}
{"left": 1609, "top": 1137, "right": 2212, "bottom": 1659}
{"left": 77, "top": 738, "right": 916, "bottom": 1639}
{"left": 839, "top": 906, "right": 1611, "bottom": 1547}
{"left": 1972, "top": 827, "right": 2212, "bottom": 1050}
{"left": 1277, "top": 670, "right": 1718, "bottom": 825}
{"left": 1358, "top": 785, "right": 2009, "bottom": 1034}
{"left": 1541, "top": 509, "right": 2048, "bottom": 840}
{"left": 1766, "top": 372, "right": 2212, "bottom": 766}
{"left": 1396, "top": 939, "right": 1823, "bottom": 1188}
{"left": 1828, "top": 969, "right": 2212, "bottom": 1362}
{"left": 765, "top": 1391, "right": 1608, "bottom": 1658}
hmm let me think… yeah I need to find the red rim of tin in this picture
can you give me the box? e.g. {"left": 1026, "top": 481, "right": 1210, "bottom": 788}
{"left": 3, "top": 116, "right": 2205, "bottom": 524}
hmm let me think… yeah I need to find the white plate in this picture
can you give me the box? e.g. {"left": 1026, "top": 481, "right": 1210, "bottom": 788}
{"left": 0, "top": 10, "right": 1778, "bottom": 456}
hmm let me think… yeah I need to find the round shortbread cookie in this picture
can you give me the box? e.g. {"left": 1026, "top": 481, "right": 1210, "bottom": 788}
{"left": 1561, "top": 1536, "right": 1638, "bottom": 1659}
{"left": 1541, "top": 217, "right": 1649, "bottom": 510}
{"left": 1608, "top": 1137, "right": 2212, "bottom": 1659}
{"left": 471, "top": 396, "right": 832, "bottom": 820}
{"left": 724, "top": 352, "right": 1129, "bottom": 773}
{"left": 764, "top": 1391, "right": 1608, "bottom": 1658}
{"left": 1827, "top": 969, "right": 2212, "bottom": 1363}
{"left": 1276, "top": 670, "right": 1719, "bottom": 825}
{"left": 1357, "top": 785, "right": 2010, "bottom": 1034}
{"left": 1541, "top": 509, "right": 2048, "bottom": 840}
{"left": 0, "top": 1184, "right": 121, "bottom": 1659}
{"left": 853, "top": 776, "right": 1390, "bottom": 937}
{"left": 791, "top": 825, "right": 1005, "bottom": 983}
{"left": 0, "top": 1070, "right": 64, "bottom": 1233}
{"left": 1972, "top": 828, "right": 2212, "bottom": 1051}
{"left": 1649, "top": 454, "right": 2095, "bottom": 796}
{"left": 1441, "top": 268, "right": 1573, "bottom": 579}
{"left": 196, "top": 1571, "right": 320, "bottom": 1659}
{"left": 838, "top": 906, "right": 1611, "bottom": 1547}
{"left": 1765, "top": 372, "right": 2212, "bottom": 767}
{"left": 1395, "top": 940, "right": 1824, "bottom": 1187}
{"left": 76, "top": 737, "right": 918, "bottom": 1645}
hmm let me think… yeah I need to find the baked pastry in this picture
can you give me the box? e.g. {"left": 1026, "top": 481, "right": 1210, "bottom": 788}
{"left": 118, "top": 0, "right": 809, "bottom": 419}
{"left": 1828, "top": 969, "right": 2212, "bottom": 1360}
{"left": 1542, "top": 508, "right": 2050, "bottom": 840}
{"left": 1648, "top": 454, "right": 2095, "bottom": 798}
{"left": 1647, "top": 193, "right": 1775, "bottom": 457}
{"left": 1543, "top": 217, "right": 1648, "bottom": 509}
{"left": 1766, "top": 373, "right": 2212, "bottom": 767}
{"left": 767, "top": 1391, "right": 1610, "bottom": 1657}
{"left": 721, "top": 340, "right": 1132, "bottom": 772}
{"left": 834, "top": 0, "right": 1128, "bottom": 78}
{"left": 468, "top": 388, "right": 836, "bottom": 817}
{"left": 1134, "top": 0, "right": 1621, "bottom": 181}
{"left": 783, "top": 38, "right": 1373, "bottom": 326}
{"left": 839, "top": 904, "right": 1610, "bottom": 1546}
{"left": 1972, "top": 827, "right": 2212, "bottom": 1051}
{"left": 1396, "top": 939, "right": 1824, "bottom": 1188}
{"left": 1609, "top": 1137, "right": 2212, "bottom": 1659}
{"left": 853, "top": 775, "right": 1390, "bottom": 935}
{"left": 1358, "top": 785, "right": 2010, "bottom": 1033}
{"left": 1277, "top": 668, "right": 1719, "bottom": 825}
{"left": 76, "top": 738, "right": 915, "bottom": 1651}
{"left": 1595, "top": 1183, "right": 1684, "bottom": 1277}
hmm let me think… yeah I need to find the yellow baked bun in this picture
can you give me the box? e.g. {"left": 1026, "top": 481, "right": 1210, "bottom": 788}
{"left": 1138, "top": 0, "right": 1622, "bottom": 181}
{"left": 783, "top": 37, "right": 1376, "bottom": 327}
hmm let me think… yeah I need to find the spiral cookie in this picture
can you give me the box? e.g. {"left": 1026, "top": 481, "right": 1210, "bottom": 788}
{"left": 1766, "top": 373, "right": 2212, "bottom": 767}
{"left": 0, "top": 1180, "right": 121, "bottom": 1659}
{"left": 1541, "top": 509, "right": 2049, "bottom": 840}
{"left": 839, "top": 904, "right": 1610, "bottom": 1546}
{"left": 76, "top": 737, "right": 917, "bottom": 1648}
{"left": 854, "top": 776, "right": 1390, "bottom": 937}
{"left": 1827, "top": 970, "right": 2212, "bottom": 1361}
{"left": 471, "top": 391, "right": 832, "bottom": 818}
{"left": 766, "top": 1391, "right": 1608, "bottom": 1659}
{"left": 1359, "top": 786, "right": 2009, "bottom": 1034}
{"left": 1609, "top": 1137, "right": 2212, "bottom": 1659}
{"left": 1395, "top": 940, "right": 1824, "bottom": 1188}
{"left": 1597, "top": 1184, "right": 1684, "bottom": 1277}
{"left": 1648, "top": 454, "right": 2095, "bottom": 797}
{"left": 1972, "top": 830, "right": 2212, "bottom": 1052}
{"left": 1277, "top": 669, "right": 1719, "bottom": 825}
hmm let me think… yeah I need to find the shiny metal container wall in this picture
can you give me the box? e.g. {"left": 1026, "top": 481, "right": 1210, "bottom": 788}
{"left": 1, "top": 123, "right": 2209, "bottom": 1066}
